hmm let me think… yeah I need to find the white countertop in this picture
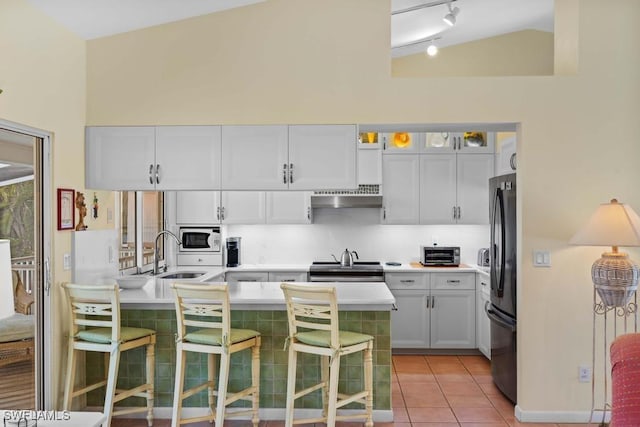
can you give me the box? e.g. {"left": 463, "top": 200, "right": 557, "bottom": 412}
{"left": 381, "top": 263, "right": 480, "bottom": 273}
{"left": 119, "top": 279, "right": 396, "bottom": 311}
{"left": 223, "top": 263, "right": 487, "bottom": 273}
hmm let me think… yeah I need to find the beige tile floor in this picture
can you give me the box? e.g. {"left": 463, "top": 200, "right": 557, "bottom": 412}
{"left": 112, "top": 355, "right": 592, "bottom": 427}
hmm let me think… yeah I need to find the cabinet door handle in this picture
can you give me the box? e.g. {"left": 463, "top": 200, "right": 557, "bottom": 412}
{"left": 457, "top": 206, "right": 461, "bottom": 220}
{"left": 155, "top": 164, "right": 160, "bottom": 184}
{"left": 400, "top": 279, "right": 415, "bottom": 283}
{"left": 510, "top": 153, "right": 517, "bottom": 170}
{"left": 432, "top": 296, "right": 435, "bottom": 308}
{"left": 307, "top": 207, "right": 311, "bottom": 221}
{"left": 221, "top": 206, "right": 225, "bottom": 220}
{"left": 447, "top": 279, "right": 461, "bottom": 284}
{"left": 289, "top": 163, "right": 294, "bottom": 184}
{"left": 149, "top": 164, "right": 154, "bottom": 184}
{"left": 383, "top": 207, "right": 386, "bottom": 220}
{"left": 452, "top": 206, "right": 457, "bottom": 219}
{"left": 216, "top": 206, "right": 220, "bottom": 221}
{"left": 426, "top": 297, "right": 430, "bottom": 309}
{"left": 283, "top": 163, "right": 288, "bottom": 184}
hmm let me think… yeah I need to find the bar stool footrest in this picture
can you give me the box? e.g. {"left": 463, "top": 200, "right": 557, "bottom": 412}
{"left": 336, "top": 391, "right": 367, "bottom": 408}
{"left": 293, "top": 381, "right": 327, "bottom": 400}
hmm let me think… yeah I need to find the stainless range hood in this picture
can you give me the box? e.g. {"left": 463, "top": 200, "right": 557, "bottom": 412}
{"left": 310, "top": 194, "right": 383, "bottom": 208}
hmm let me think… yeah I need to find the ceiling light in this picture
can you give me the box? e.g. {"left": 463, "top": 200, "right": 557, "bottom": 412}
{"left": 443, "top": 2, "right": 460, "bottom": 26}
{"left": 426, "top": 42, "right": 438, "bottom": 56}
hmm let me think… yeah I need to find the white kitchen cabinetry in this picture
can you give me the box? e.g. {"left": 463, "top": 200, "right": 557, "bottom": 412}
{"left": 221, "top": 125, "right": 288, "bottom": 190}
{"left": 387, "top": 272, "right": 476, "bottom": 349}
{"left": 220, "top": 124, "right": 357, "bottom": 191}
{"left": 220, "top": 192, "right": 266, "bottom": 224}
{"left": 266, "top": 192, "right": 312, "bottom": 224}
{"left": 386, "top": 273, "right": 430, "bottom": 348}
{"left": 225, "top": 271, "right": 269, "bottom": 285}
{"left": 476, "top": 272, "right": 491, "bottom": 359}
{"left": 420, "top": 154, "right": 494, "bottom": 224}
{"left": 381, "top": 155, "right": 420, "bottom": 224}
{"left": 430, "top": 273, "right": 476, "bottom": 349}
{"left": 380, "top": 132, "right": 424, "bottom": 153}
{"left": 86, "top": 126, "right": 221, "bottom": 190}
{"left": 176, "top": 253, "right": 222, "bottom": 267}
{"left": 176, "top": 191, "right": 220, "bottom": 224}
{"left": 288, "top": 125, "right": 357, "bottom": 190}
{"left": 422, "top": 131, "right": 495, "bottom": 154}
{"left": 495, "top": 134, "right": 517, "bottom": 176}
{"left": 268, "top": 271, "right": 309, "bottom": 282}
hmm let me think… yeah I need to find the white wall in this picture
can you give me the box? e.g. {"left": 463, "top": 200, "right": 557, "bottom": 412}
{"left": 226, "top": 208, "right": 488, "bottom": 265}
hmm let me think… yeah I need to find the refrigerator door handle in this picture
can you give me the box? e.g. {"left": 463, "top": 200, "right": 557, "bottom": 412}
{"left": 491, "top": 187, "right": 506, "bottom": 298}
{"left": 485, "top": 302, "right": 516, "bottom": 332}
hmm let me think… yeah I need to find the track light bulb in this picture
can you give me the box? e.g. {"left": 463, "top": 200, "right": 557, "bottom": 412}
{"left": 426, "top": 43, "right": 438, "bottom": 56}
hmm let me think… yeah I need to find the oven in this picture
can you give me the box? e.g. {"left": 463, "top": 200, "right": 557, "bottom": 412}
{"left": 178, "top": 226, "right": 221, "bottom": 253}
{"left": 420, "top": 246, "right": 460, "bottom": 266}
{"left": 309, "top": 261, "right": 384, "bottom": 282}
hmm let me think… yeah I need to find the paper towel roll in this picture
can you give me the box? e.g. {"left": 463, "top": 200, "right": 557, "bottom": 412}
{"left": 0, "top": 240, "right": 15, "bottom": 320}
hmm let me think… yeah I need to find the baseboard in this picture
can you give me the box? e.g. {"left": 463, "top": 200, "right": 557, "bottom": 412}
{"left": 91, "top": 407, "right": 394, "bottom": 422}
{"left": 515, "top": 405, "right": 611, "bottom": 423}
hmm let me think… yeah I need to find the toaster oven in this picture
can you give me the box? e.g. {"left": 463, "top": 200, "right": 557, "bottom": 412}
{"left": 420, "top": 246, "right": 460, "bottom": 266}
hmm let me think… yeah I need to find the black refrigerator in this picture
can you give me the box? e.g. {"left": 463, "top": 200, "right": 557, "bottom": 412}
{"left": 486, "top": 173, "right": 517, "bottom": 403}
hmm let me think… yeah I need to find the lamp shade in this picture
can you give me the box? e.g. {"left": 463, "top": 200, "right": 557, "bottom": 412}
{"left": 569, "top": 199, "right": 640, "bottom": 247}
{"left": 570, "top": 199, "right": 640, "bottom": 307}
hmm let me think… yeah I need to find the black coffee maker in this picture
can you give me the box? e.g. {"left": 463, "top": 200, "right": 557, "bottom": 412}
{"left": 226, "top": 237, "right": 241, "bottom": 267}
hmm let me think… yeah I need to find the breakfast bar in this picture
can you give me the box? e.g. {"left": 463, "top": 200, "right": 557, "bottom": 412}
{"left": 85, "top": 279, "right": 395, "bottom": 421}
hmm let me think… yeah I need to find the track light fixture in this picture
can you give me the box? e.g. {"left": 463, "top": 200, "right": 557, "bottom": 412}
{"left": 443, "top": 1, "right": 460, "bottom": 26}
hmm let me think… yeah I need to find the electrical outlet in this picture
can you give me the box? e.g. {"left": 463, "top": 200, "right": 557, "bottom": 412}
{"left": 579, "top": 365, "right": 592, "bottom": 383}
{"left": 63, "top": 253, "right": 71, "bottom": 270}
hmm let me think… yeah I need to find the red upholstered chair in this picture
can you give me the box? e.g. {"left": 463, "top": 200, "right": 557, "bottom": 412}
{"left": 610, "top": 333, "right": 640, "bottom": 426}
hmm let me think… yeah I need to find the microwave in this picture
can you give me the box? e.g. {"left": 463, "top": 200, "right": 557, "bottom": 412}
{"left": 420, "top": 246, "right": 460, "bottom": 266}
{"left": 179, "top": 227, "right": 221, "bottom": 253}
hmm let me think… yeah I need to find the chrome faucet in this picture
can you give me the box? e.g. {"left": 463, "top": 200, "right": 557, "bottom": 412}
{"left": 154, "top": 230, "right": 181, "bottom": 275}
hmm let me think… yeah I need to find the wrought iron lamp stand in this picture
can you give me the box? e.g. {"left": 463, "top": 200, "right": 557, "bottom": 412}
{"left": 590, "top": 289, "right": 638, "bottom": 426}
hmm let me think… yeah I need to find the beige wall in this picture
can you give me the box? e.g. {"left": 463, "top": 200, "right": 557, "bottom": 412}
{"left": 392, "top": 30, "right": 554, "bottom": 77}
{"left": 0, "top": 0, "right": 87, "bottom": 408}
{"left": 85, "top": 0, "right": 640, "bottom": 415}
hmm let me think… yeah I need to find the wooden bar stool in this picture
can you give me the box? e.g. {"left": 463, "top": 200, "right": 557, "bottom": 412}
{"left": 280, "top": 283, "right": 374, "bottom": 427}
{"left": 170, "top": 283, "right": 261, "bottom": 427}
{"left": 61, "top": 283, "right": 156, "bottom": 426}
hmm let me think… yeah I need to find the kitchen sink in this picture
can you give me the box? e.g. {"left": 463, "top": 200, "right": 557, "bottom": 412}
{"left": 157, "top": 271, "right": 206, "bottom": 280}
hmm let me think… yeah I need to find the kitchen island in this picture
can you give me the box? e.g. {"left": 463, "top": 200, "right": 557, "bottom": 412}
{"left": 86, "top": 280, "right": 395, "bottom": 422}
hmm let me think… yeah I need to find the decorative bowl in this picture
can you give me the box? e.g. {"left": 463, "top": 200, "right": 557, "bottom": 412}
{"left": 115, "top": 275, "right": 150, "bottom": 289}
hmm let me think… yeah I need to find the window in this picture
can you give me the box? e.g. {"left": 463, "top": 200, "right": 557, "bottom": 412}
{"left": 119, "top": 191, "right": 165, "bottom": 273}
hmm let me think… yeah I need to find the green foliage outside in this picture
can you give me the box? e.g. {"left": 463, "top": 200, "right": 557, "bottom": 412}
{"left": 0, "top": 181, "right": 34, "bottom": 258}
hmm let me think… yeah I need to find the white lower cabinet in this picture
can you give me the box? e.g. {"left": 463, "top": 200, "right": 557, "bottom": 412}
{"left": 225, "top": 271, "right": 269, "bottom": 285}
{"left": 268, "top": 271, "right": 309, "bottom": 282}
{"left": 476, "top": 272, "right": 491, "bottom": 359}
{"left": 388, "top": 272, "right": 476, "bottom": 349}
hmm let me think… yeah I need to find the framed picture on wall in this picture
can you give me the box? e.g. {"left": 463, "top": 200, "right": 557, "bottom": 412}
{"left": 57, "top": 188, "right": 75, "bottom": 230}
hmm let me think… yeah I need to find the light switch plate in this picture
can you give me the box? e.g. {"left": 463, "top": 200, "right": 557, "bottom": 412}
{"left": 533, "top": 250, "right": 551, "bottom": 267}
{"left": 63, "top": 253, "right": 71, "bottom": 270}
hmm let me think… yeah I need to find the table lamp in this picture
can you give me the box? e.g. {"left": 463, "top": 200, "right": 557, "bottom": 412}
{"left": 570, "top": 199, "right": 640, "bottom": 307}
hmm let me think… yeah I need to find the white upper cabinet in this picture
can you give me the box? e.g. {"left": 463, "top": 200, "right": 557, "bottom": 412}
{"left": 422, "top": 131, "right": 495, "bottom": 154}
{"left": 288, "top": 125, "right": 357, "bottom": 190}
{"left": 220, "top": 191, "right": 266, "bottom": 224}
{"left": 220, "top": 125, "right": 288, "bottom": 190}
{"left": 85, "top": 126, "right": 221, "bottom": 191}
{"left": 381, "top": 132, "right": 424, "bottom": 154}
{"left": 155, "top": 126, "right": 221, "bottom": 190}
{"left": 176, "top": 191, "right": 220, "bottom": 224}
{"left": 419, "top": 154, "right": 457, "bottom": 224}
{"left": 220, "top": 124, "right": 356, "bottom": 191}
{"left": 382, "top": 155, "right": 420, "bottom": 224}
{"left": 86, "top": 126, "right": 156, "bottom": 190}
{"left": 420, "top": 153, "right": 493, "bottom": 224}
{"left": 266, "top": 191, "right": 312, "bottom": 224}
{"left": 456, "top": 154, "right": 494, "bottom": 224}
